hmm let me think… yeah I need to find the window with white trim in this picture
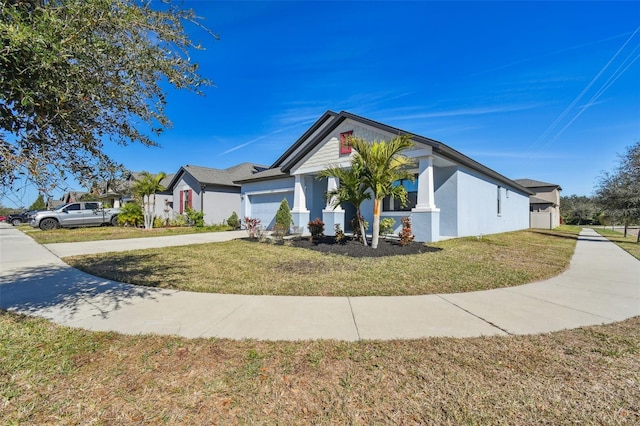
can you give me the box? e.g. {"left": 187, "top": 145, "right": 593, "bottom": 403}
{"left": 383, "top": 176, "right": 418, "bottom": 212}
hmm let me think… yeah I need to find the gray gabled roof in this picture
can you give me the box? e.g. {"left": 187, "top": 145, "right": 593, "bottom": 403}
{"left": 241, "top": 110, "right": 533, "bottom": 194}
{"left": 530, "top": 196, "right": 557, "bottom": 206}
{"left": 515, "top": 178, "right": 562, "bottom": 191}
{"left": 234, "top": 166, "right": 289, "bottom": 184}
{"left": 167, "top": 162, "right": 268, "bottom": 189}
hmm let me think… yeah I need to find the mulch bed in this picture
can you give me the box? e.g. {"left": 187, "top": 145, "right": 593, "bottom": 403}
{"left": 245, "top": 236, "right": 441, "bottom": 258}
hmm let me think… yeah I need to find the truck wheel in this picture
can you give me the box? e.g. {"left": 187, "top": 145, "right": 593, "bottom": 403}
{"left": 110, "top": 215, "right": 119, "bottom": 226}
{"left": 11, "top": 218, "right": 22, "bottom": 226}
{"left": 40, "top": 218, "right": 59, "bottom": 230}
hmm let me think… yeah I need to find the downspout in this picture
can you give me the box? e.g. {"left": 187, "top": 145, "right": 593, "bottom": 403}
{"left": 200, "top": 183, "right": 206, "bottom": 214}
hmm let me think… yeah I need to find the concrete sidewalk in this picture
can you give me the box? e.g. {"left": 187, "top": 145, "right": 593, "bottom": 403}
{"left": 0, "top": 224, "right": 638, "bottom": 340}
{"left": 44, "top": 229, "right": 247, "bottom": 257}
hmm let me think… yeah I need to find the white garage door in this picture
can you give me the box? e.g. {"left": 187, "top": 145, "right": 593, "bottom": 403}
{"left": 249, "top": 192, "right": 294, "bottom": 230}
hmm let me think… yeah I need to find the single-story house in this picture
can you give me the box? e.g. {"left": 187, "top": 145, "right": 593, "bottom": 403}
{"left": 514, "top": 179, "right": 562, "bottom": 229}
{"left": 164, "top": 163, "right": 266, "bottom": 225}
{"left": 47, "top": 191, "right": 88, "bottom": 209}
{"left": 94, "top": 172, "right": 174, "bottom": 214}
{"left": 236, "top": 110, "right": 533, "bottom": 242}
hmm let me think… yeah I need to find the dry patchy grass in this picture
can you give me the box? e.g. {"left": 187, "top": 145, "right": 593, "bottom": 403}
{"left": 23, "top": 224, "right": 233, "bottom": 244}
{"left": 65, "top": 228, "right": 580, "bottom": 296}
{"left": 1, "top": 311, "right": 638, "bottom": 424}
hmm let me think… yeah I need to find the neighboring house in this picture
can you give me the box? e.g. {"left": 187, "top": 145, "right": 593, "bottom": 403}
{"left": 96, "top": 172, "right": 174, "bottom": 214}
{"left": 236, "top": 110, "right": 533, "bottom": 242}
{"left": 165, "top": 163, "right": 266, "bottom": 225}
{"left": 514, "top": 179, "right": 562, "bottom": 229}
{"left": 47, "top": 191, "right": 88, "bottom": 209}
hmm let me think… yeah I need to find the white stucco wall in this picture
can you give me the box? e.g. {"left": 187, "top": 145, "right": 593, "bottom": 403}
{"left": 202, "top": 186, "right": 241, "bottom": 225}
{"left": 153, "top": 194, "right": 174, "bottom": 222}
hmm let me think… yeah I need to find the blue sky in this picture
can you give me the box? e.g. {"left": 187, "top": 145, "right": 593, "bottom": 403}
{"left": 4, "top": 1, "right": 639, "bottom": 208}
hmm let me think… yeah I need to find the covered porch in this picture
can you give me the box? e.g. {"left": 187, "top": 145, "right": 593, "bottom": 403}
{"left": 290, "top": 153, "right": 442, "bottom": 242}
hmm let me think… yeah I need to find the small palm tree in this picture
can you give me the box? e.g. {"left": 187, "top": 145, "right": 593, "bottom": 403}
{"left": 318, "top": 162, "right": 371, "bottom": 245}
{"left": 133, "top": 171, "right": 166, "bottom": 230}
{"left": 350, "top": 135, "right": 415, "bottom": 249}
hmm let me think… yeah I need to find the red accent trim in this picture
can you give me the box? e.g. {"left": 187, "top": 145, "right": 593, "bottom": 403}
{"left": 188, "top": 190, "right": 193, "bottom": 209}
{"left": 179, "top": 191, "right": 184, "bottom": 214}
{"left": 339, "top": 131, "right": 353, "bottom": 155}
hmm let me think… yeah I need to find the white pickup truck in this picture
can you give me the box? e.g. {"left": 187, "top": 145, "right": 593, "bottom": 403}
{"left": 30, "top": 202, "right": 121, "bottom": 230}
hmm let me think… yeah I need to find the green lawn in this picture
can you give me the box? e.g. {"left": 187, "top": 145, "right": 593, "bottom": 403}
{"left": 65, "top": 226, "right": 582, "bottom": 296}
{"left": 1, "top": 311, "right": 637, "bottom": 424}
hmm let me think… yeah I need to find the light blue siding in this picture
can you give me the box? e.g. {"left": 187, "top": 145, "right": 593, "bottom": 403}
{"left": 434, "top": 166, "right": 458, "bottom": 237}
{"left": 455, "top": 168, "right": 529, "bottom": 237}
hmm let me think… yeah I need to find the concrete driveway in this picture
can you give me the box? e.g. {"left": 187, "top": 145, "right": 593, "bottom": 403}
{"left": 1, "top": 224, "right": 638, "bottom": 341}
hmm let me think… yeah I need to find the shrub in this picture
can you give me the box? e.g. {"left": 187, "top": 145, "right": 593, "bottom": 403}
{"left": 272, "top": 223, "right": 288, "bottom": 239}
{"left": 398, "top": 216, "right": 415, "bottom": 246}
{"left": 274, "top": 199, "right": 292, "bottom": 235}
{"left": 118, "top": 202, "right": 143, "bottom": 227}
{"left": 243, "top": 217, "right": 262, "bottom": 238}
{"left": 227, "top": 211, "right": 241, "bottom": 229}
{"left": 169, "top": 214, "right": 187, "bottom": 227}
{"left": 334, "top": 223, "right": 346, "bottom": 243}
{"left": 308, "top": 217, "right": 325, "bottom": 240}
{"left": 379, "top": 217, "right": 396, "bottom": 236}
{"left": 185, "top": 207, "right": 205, "bottom": 227}
{"left": 350, "top": 215, "right": 369, "bottom": 242}
{"left": 153, "top": 217, "right": 165, "bottom": 228}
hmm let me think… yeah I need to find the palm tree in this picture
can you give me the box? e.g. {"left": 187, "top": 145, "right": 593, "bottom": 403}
{"left": 133, "top": 171, "right": 167, "bottom": 230}
{"left": 350, "top": 135, "right": 415, "bottom": 249}
{"left": 317, "top": 161, "right": 371, "bottom": 246}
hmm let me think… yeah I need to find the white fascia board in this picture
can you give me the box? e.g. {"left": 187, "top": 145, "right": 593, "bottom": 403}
{"left": 243, "top": 187, "right": 294, "bottom": 196}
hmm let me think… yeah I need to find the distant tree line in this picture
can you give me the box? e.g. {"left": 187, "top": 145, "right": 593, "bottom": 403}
{"left": 562, "top": 142, "right": 639, "bottom": 241}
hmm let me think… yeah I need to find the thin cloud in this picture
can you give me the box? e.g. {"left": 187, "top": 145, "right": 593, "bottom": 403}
{"left": 533, "top": 26, "right": 640, "bottom": 151}
{"left": 217, "top": 119, "right": 316, "bottom": 157}
{"left": 476, "top": 30, "right": 635, "bottom": 75}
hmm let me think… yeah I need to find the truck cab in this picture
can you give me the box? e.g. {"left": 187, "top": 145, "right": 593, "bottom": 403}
{"left": 30, "top": 202, "right": 120, "bottom": 230}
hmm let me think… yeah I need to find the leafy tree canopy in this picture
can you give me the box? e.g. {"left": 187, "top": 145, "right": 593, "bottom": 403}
{"left": 594, "top": 141, "right": 640, "bottom": 239}
{"left": 0, "top": 0, "right": 216, "bottom": 193}
{"left": 27, "top": 193, "right": 45, "bottom": 210}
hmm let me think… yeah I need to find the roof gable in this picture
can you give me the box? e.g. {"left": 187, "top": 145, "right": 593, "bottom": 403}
{"left": 268, "top": 110, "right": 532, "bottom": 195}
{"left": 167, "top": 162, "right": 267, "bottom": 190}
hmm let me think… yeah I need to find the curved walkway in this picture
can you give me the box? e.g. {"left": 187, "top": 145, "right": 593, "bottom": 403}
{"left": 0, "top": 224, "right": 638, "bottom": 341}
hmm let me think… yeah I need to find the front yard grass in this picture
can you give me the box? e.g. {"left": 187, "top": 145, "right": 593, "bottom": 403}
{"left": 22, "top": 223, "right": 233, "bottom": 244}
{"left": 1, "top": 310, "right": 637, "bottom": 424}
{"left": 64, "top": 226, "right": 582, "bottom": 297}
{"left": 594, "top": 228, "right": 640, "bottom": 260}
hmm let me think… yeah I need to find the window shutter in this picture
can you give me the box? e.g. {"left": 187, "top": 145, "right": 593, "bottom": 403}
{"left": 179, "top": 191, "right": 184, "bottom": 214}
{"left": 188, "top": 190, "right": 193, "bottom": 209}
{"left": 339, "top": 131, "right": 353, "bottom": 155}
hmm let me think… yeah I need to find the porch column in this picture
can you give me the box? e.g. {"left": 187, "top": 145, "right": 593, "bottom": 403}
{"left": 322, "top": 176, "right": 345, "bottom": 236}
{"left": 291, "top": 174, "right": 310, "bottom": 233}
{"left": 412, "top": 155, "right": 440, "bottom": 242}
{"left": 413, "top": 155, "right": 437, "bottom": 211}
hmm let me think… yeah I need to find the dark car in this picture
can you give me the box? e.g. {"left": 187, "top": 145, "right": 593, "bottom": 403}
{"left": 6, "top": 210, "right": 39, "bottom": 226}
